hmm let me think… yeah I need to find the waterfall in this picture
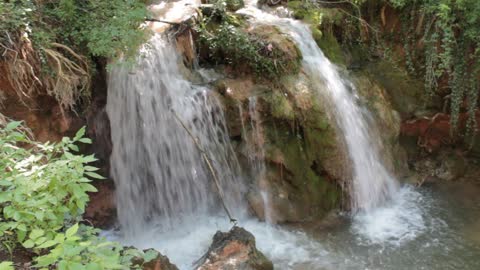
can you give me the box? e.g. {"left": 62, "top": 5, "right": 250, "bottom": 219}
{"left": 282, "top": 23, "right": 399, "bottom": 211}
{"left": 240, "top": 97, "right": 273, "bottom": 223}
{"left": 107, "top": 35, "right": 245, "bottom": 237}
{"left": 238, "top": 4, "right": 399, "bottom": 212}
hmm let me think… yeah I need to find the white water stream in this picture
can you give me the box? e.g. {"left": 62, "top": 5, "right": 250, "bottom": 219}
{"left": 104, "top": 1, "right": 480, "bottom": 269}
{"left": 107, "top": 36, "right": 246, "bottom": 238}
{"left": 237, "top": 0, "right": 424, "bottom": 246}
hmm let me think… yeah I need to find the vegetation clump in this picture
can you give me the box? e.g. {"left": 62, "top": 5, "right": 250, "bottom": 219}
{"left": 0, "top": 0, "right": 149, "bottom": 109}
{"left": 195, "top": 0, "right": 301, "bottom": 79}
{"left": 0, "top": 120, "right": 156, "bottom": 269}
{"left": 386, "top": 0, "right": 479, "bottom": 137}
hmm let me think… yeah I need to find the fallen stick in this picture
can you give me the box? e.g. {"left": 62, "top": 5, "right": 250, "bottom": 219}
{"left": 172, "top": 111, "right": 237, "bottom": 224}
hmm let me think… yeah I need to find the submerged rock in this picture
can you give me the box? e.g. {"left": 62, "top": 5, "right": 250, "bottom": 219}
{"left": 196, "top": 226, "right": 273, "bottom": 270}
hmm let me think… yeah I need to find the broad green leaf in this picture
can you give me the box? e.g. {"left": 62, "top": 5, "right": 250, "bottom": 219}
{"left": 68, "top": 144, "right": 80, "bottom": 152}
{"left": 0, "top": 261, "right": 14, "bottom": 270}
{"left": 64, "top": 151, "right": 75, "bottom": 160}
{"left": 35, "top": 254, "right": 58, "bottom": 267}
{"left": 22, "top": 239, "right": 35, "bottom": 248}
{"left": 17, "top": 229, "right": 26, "bottom": 242}
{"left": 81, "top": 183, "right": 98, "bottom": 192}
{"left": 58, "top": 261, "right": 68, "bottom": 270}
{"left": 79, "top": 138, "right": 92, "bottom": 144}
{"left": 17, "top": 223, "right": 27, "bottom": 231}
{"left": 0, "top": 193, "right": 10, "bottom": 203}
{"left": 0, "top": 180, "right": 12, "bottom": 186}
{"left": 37, "top": 240, "right": 57, "bottom": 249}
{"left": 5, "top": 121, "right": 22, "bottom": 131}
{"left": 86, "top": 262, "right": 101, "bottom": 270}
{"left": 74, "top": 127, "right": 86, "bottom": 141}
{"left": 35, "top": 236, "right": 47, "bottom": 245}
{"left": 85, "top": 172, "right": 105, "bottom": 180}
{"left": 34, "top": 212, "right": 45, "bottom": 220}
{"left": 83, "top": 154, "right": 98, "bottom": 163}
{"left": 84, "top": 166, "right": 99, "bottom": 172}
{"left": 30, "top": 229, "right": 45, "bottom": 240}
{"left": 69, "top": 262, "right": 85, "bottom": 270}
{"left": 143, "top": 249, "right": 159, "bottom": 262}
{"left": 54, "top": 233, "right": 65, "bottom": 243}
{"left": 66, "top": 223, "right": 79, "bottom": 238}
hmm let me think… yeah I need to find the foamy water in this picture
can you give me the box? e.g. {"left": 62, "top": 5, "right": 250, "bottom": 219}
{"left": 351, "top": 185, "right": 427, "bottom": 246}
{"left": 105, "top": 217, "right": 358, "bottom": 270}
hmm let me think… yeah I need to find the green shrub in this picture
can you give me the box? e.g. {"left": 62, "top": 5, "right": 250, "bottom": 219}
{"left": 0, "top": 122, "right": 98, "bottom": 248}
{"left": 34, "top": 224, "right": 158, "bottom": 269}
{"left": 0, "top": 120, "right": 157, "bottom": 268}
{"left": 195, "top": 2, "right": 300, "bottom": 79}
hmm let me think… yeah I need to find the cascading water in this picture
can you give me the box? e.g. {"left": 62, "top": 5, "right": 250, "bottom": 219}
{"left": 286, "top": 25, "right": 400, "bottom": 212}
{"left": 103, "top": 1, "right": 480, "bottom": 269}
{"left": 237, "top": 0, "right": 425, "bottom": 245}
{"left": 239, "top": 97, "right": 273, "bottom": 223}
{"left": 239, "top": 1, "right": 397, "bottom": 213}
{"left": 106, "top": 33, "right": 340, "bottom": 269}
{"left": 107, "top": 35, "right": 245, "bottom": 238}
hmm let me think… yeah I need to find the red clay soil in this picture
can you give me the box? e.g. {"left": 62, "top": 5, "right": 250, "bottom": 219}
{"left": 84, "top": 180, "right": 117, "bottom": 228}
{"left": 401, "top": 112, "right": 480, "bottom": 152}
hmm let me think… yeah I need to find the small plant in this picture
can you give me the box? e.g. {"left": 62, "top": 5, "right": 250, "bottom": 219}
{"left": 34, "top": 224, "right": 159, "bottom": 269}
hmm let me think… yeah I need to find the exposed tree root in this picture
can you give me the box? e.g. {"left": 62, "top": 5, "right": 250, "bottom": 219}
{"left": 42, "top": 43, "right": 91, "bottom": 111}
{"left": 1, "top": 35, "right": 42, "bottom": 101}
{"left": 1, "top": 33, "right": 90, "bottom": 111}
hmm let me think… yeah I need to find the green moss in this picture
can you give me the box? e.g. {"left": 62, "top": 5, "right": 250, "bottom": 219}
{"left": 267, "top": 92, "right": 295, "bottom": 121}
{"left": 318, "top": 7, "right": 344, "bottom": 25}
{"left": 314, "top": 32, "right": 345, "bottom": 65}
{"left": 225, "top": 0, "right": 244, "bottom": 12}
{"left": 288, "top": 1, "right": 321, "bottom": 25}
{"left": 287, "top": 1, "right": 309, "bottom": 20}
{"left": 363, "top": 60, "right": 425, "bottom": 117}
{"left": 262, "top": 103, "right": 340, "bottom": 216}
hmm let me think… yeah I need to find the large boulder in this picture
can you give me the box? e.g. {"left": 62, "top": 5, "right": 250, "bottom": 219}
{"left": 194, "top": 13, "right": 408, "bottom": 221}
{"left": 353, "top": 73, "right": 409, "bottom": 176}
{"left": 215, "top": 72, "right": 344, "bottom": 223}
{"left": 196, "top": 226, "right": 273, "bottom": 270}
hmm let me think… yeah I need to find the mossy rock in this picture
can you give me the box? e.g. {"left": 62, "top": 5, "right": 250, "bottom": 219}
{"left": 261, "top": 117, "right": 341, "bottom": 220}
{"left": 364, "top": 60, "right": 426, "bottom": 118}
{"left": 313, "top": 30, "right": 345, "bottom": 65}
{"left": 248, "top": 24, "right": 302, "bottom": 75}
{"left": 226, "top": 0, "right": 245, "bottom": 12}
{"left": 265, "top": 91, "right": 295, "bottom": 121}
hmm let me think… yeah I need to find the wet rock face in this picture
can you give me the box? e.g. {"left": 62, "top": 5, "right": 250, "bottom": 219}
{"left": 353, "top": 73, "right": 408, "bottom": 176}
{"left": 196, "top": 226, "right": 273, "bottom": 270}
{"left": 84, "top": 181, "right": 116, "bottom": 228}
{"left": 216, "top": 73, "right": 345, "bottom": 222}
